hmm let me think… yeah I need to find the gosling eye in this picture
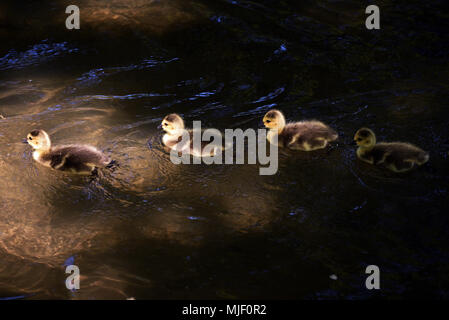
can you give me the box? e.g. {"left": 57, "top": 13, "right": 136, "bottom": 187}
{"left": 265, "top": 120, "right": 271, "bottom": 123}
{"left": 28, "top": 136, "right": 32, "bottom": 140}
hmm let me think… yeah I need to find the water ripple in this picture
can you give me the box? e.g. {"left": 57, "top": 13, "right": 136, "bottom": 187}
{"left": 0, "top": 41, "right": 79, "bottom": 71}
{"left": 76, "top": 58, "right": 179, "bottom": 87}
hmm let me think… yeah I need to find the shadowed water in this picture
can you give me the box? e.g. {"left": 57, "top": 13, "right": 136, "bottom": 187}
{"left": 0, "top": 0, "right": 448, "bottom": 299}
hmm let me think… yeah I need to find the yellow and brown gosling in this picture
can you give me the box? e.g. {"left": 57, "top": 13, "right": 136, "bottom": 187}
{"left": 354, "top": 128, "right": 429, "bottom": 173}
{"left": 160, "top": 113, "right": 226, "bottom": 157}
{"left": 262, "top": 109, "right": 338, "bottom": 151}
{"left": 26, "top": 129, "right": 112, "bottom": 175}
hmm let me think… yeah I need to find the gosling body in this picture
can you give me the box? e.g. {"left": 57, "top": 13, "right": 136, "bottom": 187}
{"left": 263, "top": 109, "right": 338, "bottom": 151}
{"left": 354, "top": 128, "right": 429, "bottom": 172}
{"left": 27, "top": 129, "right": 111, "bottom": 175}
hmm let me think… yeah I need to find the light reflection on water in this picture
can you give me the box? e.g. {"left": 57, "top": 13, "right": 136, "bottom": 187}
{"left": 0, "top": 0, "right": 448, "bottom": 299}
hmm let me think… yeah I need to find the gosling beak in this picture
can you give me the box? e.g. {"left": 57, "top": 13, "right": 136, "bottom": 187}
{"left": 22, "top": 138, "right": 28, "bottom": 144}
{"left": 157, "top": 124, "right": 162, "bottom": 130}
{"left": 351, "top": 140, "right": 358, "bottom": 146}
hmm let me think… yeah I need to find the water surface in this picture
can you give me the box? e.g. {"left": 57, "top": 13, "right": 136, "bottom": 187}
{"left": 0, "top": 0, "right": 449, "bottom": 299}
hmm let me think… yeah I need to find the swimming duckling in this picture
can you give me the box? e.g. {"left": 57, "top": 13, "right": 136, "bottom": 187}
{"left": 354, "top": 128, "right": 429, "bottom": 172}
{"left": 262, "top": 109, "right": 338, "bottom": 151}
{"left": 160, "top": 113, "right": 222, "bottom": 157}
{"left": 26, "top": 129, "right": 112, "bottom": 175}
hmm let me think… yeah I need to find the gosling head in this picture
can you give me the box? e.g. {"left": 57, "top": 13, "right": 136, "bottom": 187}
{"left": 161, "top": 113, "right": 185, "bottom": 135}
{"left": 354, "top": 128, "right": 376, "bottom": 149}
{"left": 263, "top": 109, "right": 286, "bottom": 132}
{"left": 27, "top": 129, "right": 51, "bottom": 151}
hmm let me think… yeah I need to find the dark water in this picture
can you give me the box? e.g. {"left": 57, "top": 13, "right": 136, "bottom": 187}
{"left": 0, "top": 0, "right": 448, "bottom": 299}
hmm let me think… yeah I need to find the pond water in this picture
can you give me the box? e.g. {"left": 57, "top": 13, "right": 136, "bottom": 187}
{"left": 0, "top": 0, "right": 448, "bottom": 299}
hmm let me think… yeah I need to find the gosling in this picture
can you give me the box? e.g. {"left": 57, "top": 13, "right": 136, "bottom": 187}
{"left": 160, "top": 113, "right": 224, "bottom": 157}
{"left": 262, "top": 109, "right": 338, "bottom": 151}
{"left": 354, "top": 128, "right": 429, "bottom": 172}
{"left": 26, "top": 129, "right": 113, "bottom": 175}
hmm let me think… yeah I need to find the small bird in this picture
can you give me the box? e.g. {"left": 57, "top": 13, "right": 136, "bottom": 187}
{"left": 159, "top": 113, "right": 223, "bottom": 157}
{"left": 262, "top": 109, "right": 338, "bottom": 151}
{"left": 354, "top": 128, "right": 429, "bottom": 172}
{"left": 26, "top": 129, "right": 113, "bottom": 175}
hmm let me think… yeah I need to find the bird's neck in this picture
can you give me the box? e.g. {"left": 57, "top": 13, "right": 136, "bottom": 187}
{"left": 167, "top": 129, "right": 184, "bottom": 138}
{"left": 34, "top": 147, "right": 51, "bottom": 156}
{"left": 272, "top": 125, "right": 284, "bottom": 134}
{"left": 357, "top": 145, "right": 374, "bottom": 156}
{"left": 33, "top": 150, "right": 45, "bottom": 161}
